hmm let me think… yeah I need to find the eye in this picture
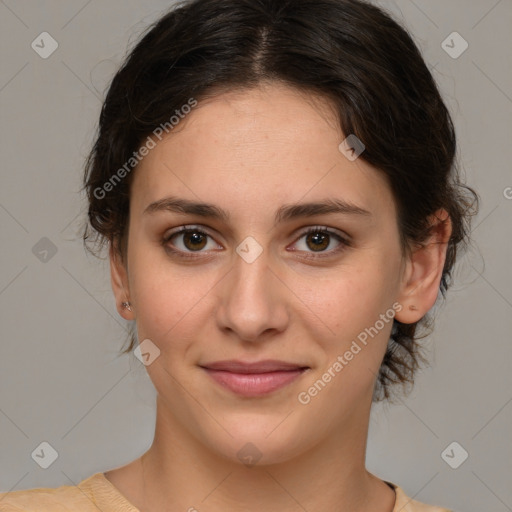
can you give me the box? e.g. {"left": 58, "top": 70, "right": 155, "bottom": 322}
{"left": 162, "top": 225, "right": 222, "bottom": 257}
{"left": 162, "top": 224, "right": 350, "bottom": 260}
{"left": 289, "top": 226, "right": 349, "bottom": 258}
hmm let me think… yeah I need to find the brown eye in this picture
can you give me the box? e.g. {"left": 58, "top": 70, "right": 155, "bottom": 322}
{"left": 163, "top": 226, "right": 221, "bottom": 256}
{"left": 182, "top": 230, "right": 208, "bottom": 251}
{"left": 305, "top": 231, "right": 329, "bottom": 252}
{"left": 290, "top": 226, "right": 349, "bottom": 258}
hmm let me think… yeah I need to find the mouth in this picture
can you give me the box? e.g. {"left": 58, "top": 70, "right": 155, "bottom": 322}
{"left": 199, "top": 360, "right": 310, "bottom": 397}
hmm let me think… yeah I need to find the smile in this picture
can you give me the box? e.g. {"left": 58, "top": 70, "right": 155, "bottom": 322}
{"left": 200, "top": 360, "right": 309, "bottom": 397}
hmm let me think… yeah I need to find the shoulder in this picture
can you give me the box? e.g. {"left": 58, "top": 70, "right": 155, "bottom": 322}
{"left": 388, "top": 481, "right": 453, "bottom": 512}
{"left": 0, "top": 473, "right": 107, "bottom": 512}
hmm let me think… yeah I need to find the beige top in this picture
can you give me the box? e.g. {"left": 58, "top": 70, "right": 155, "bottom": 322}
{"left": 0, "top": 472, "right": 452, "bottom": 511}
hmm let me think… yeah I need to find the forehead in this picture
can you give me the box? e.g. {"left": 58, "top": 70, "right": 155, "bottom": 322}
{"left": 130, "top": 83, "right": 395, "bottom": 221}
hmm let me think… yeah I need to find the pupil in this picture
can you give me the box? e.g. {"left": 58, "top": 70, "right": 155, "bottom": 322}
{"left": 185, "top": 231, "right": 206, "bottom": 250}
{"left": 307, "top": 232, "right": 328, "bottom": 251}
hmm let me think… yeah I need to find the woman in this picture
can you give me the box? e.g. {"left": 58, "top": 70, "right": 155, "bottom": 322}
{"left": 0, "top": 0, "right": 477, "bottom": 510}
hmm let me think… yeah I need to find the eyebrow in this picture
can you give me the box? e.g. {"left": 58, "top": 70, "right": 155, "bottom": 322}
{"left": 143, "top": 196, "right": 372, "bottom": 223}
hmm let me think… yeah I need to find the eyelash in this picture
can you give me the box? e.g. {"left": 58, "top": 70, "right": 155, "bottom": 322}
{"left": 162, "top": 225, "right": 350, "bottom": 260}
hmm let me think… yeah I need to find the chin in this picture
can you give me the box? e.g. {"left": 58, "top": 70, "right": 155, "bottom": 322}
{"left": 200, "top": 420, "right": 315, "bottom": 468}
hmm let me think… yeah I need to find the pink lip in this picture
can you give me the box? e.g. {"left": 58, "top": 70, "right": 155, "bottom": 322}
{"left": 200, "top": 360, "right": 309, "bottom": 397}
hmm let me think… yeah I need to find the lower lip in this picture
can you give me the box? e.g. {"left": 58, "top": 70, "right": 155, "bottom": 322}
{"left": 203, "top": 368, "right": 307, "bottom": 397}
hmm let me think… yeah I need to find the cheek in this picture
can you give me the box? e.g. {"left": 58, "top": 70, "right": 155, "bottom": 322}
{"left": 127, "top": 251, "right": 238, "bottom": 378}
{"left": 126, "top": 244, "right": 200, "bottom": 347}
{"left": 300, "top": 255, "right": 402, "bottom": 401}
{"left": 305, "top": 260, "right": 399, "bottom": 340}
{"left": 133, "top": 275, "right": 206, "bottom": 348}
{"left": 296, "top": 270, "right": 399, "bottom": 412}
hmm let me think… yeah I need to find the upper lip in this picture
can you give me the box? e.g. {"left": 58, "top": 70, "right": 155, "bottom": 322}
{"left": 200, "top": 359, "right": 308, "bottom": 374}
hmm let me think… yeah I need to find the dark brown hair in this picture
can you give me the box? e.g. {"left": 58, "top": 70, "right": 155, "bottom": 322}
{"left": 82, "top": 0, "right": 478, "bottom": 401}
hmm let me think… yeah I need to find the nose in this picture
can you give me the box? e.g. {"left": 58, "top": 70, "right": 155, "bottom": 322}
{"left": 216, "top": 245, "right": 289, "bottom": 343}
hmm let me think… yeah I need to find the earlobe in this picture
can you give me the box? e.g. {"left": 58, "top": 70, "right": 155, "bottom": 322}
{"left": 395, "top": 209, "right": 452, "bottom": 324}
{"left": 109, "top": 241, "right": 134, "bottom": 319}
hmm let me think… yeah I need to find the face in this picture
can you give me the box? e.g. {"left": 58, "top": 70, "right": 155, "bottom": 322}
{"left": 111, "top": 82, "right": 431, "bottom": 465}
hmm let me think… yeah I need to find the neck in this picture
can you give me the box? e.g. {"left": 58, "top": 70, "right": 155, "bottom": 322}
{"left": 135, "top": 396, "right": 395, "bottom": 512}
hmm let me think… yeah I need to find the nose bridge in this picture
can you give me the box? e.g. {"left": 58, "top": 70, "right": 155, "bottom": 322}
{"left": 218, "top": 241, "right": 287, "bottom": 340}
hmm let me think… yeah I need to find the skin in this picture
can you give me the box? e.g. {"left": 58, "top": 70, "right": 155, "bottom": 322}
{"left": 106, "top": 82, "right": 452, "bottom": 511}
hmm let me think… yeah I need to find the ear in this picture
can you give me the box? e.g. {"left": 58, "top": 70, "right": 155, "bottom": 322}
{"left": 110, "top": 241, "right": 134, "bottom": 320}
{"left": 395, "top": 209, "right": 452, "bottom": 324}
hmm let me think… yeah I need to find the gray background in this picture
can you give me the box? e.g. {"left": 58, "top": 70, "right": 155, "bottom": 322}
{"left": 0, "top": 1, "right": 511, "bottom": 511}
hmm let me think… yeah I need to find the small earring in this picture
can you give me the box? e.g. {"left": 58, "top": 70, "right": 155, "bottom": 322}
{"left": 409, "top": 304, "right": 418, "bottom": 311}
{"left": 121, "top": 301, "right": 132, "bottom": 311}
